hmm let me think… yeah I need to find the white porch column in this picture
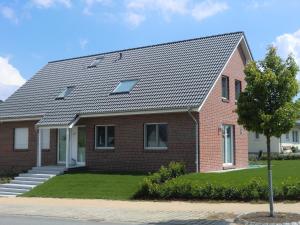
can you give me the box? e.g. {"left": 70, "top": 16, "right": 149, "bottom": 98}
{"left": 66, "top": 128, "right": 70, "bottom": 169}
{"left": 37, "top": 128, "right": 42, "bottom": 167}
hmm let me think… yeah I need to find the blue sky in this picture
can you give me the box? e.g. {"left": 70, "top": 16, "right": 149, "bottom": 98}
{"left": 0, "top": 0, "right": 300, "bottom": 100}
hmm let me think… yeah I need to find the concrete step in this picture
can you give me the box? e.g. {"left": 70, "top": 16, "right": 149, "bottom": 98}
{"left": 15, "top": 176, "right": 49, "bottom": 182}
{"left": 11, "top": 180, "right": 43, "bottom": 186}
{"left": 28, "top": 170, "right": 62, "bottom": 175}
{"left": 0, "top": 183, "right": 36, "bottom": 190}
{"left": 0, "top": 191, "right": 19, "bottom": 197}
{"left": 19, "top": 173, "right": 54, "bottom": 179}
{"left": 31, "top": 166, "right": 66, "bottom": 172}
{"left": 0, "top": 187, "right": 28, "bottom": 193}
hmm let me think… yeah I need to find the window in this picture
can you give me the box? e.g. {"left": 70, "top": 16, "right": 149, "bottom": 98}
{"left": 55, "top": 86, "right": 75, "bottom": 100}
{"left": 112, "top": 80, "right": 138, "bottom": 94}
{"left": 87, "top": 56, "right": 104, "bottom": 68}
{"left": 95, "top": 126, "right": 115, "bottom": 149}
{"left": 292, "top": 131, "right": 299, "bottom": 143}
{"left": 235, "top": 80, "right": 242, "bottom": 101}
{"left": 144, "top": 123, "right": 168, "bottom": 149}
{"left": 286, "top": 132, "right": 290, "bottom": 141}
{"left": 41, "top": 129, "right": 50, "bottom": 150}
{"left": 14, "top": 128, "right": 29, "bottom": 150}
{"left": 255, "top": 132, "right": 259, "bottom": 139}
{"left": 222, "top": 76, "right": 229, "bottom": 100}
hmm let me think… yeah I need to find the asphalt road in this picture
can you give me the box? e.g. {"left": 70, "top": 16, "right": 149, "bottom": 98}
{"left": 0, "top": 215, "right": 134, "bottom": 225}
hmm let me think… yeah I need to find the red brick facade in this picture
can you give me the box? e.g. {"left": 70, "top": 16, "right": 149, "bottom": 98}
{"left": 0, "top": 44, "right": 248, "bottom": 174}
{"left": 0, "top": 121, "right": 57, "bottom": 173}
{"left": 199, "top": 45, "right": 249, "bottom": 172}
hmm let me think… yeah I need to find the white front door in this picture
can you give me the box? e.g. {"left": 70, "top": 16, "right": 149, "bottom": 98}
{"left": 57, "top": 127, "right": 86, "bottom": 166}
{"left": 222, "top": 125, "right": 234, "bottom": 165}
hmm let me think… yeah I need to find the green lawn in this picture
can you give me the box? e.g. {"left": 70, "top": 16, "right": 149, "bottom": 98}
{"left": 23, "top": 160, "right": 300, "bottom": 200}
{"left": 179, "top": 160, "right": 300, "bottom": 187}
{"left": 23, "top": 172, "right": 146, "bottom": 200}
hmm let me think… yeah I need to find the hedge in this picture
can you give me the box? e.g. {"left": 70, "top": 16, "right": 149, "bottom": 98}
{"left": 134, "top": 162, "right": 300, "bottom": 201}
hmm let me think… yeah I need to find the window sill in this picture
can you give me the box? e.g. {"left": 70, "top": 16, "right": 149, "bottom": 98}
{"left": 221, "top": 98, "right": 229, "bottom": 103}
{"left": 14, "top": 149, "right": 29, "bottom": 152}
{"left": 95, "top": 147, "right": 115, "bottom": 151}
{"left": 144, "top": 147, "right": 168, "bottom": 151}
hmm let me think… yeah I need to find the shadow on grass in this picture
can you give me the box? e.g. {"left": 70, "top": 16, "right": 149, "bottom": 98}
{"left": 147, "top": 218, "right": 231, "bottom": 225}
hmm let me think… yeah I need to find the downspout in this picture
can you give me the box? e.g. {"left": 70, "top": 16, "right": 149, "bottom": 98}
{"left": 188, "top": 108, "right": 199, "bottom": 173}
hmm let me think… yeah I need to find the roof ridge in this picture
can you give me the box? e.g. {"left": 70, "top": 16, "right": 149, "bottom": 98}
{"left": 49, "top": 31, "right": 244, "bottom": 63}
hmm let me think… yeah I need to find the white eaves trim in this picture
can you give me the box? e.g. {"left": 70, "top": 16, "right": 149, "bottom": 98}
{"left": 197, "top": 36, "right": 253, "bottom": 112}
{"left": 0, "top": 116, "right": 42, "bottom": 123}
{"left": 79, "top": 108, "right": 198, "bottom": 118}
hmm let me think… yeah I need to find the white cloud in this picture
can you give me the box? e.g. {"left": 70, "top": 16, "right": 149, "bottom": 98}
{"left": 0, "top": 6, "right": 18, "bottom": 24}
{"left": 79, "top": 38, "right": 89, "bottom": 50}
{"left": 0, "top": 56, "right": 26, "bottom": 100}
{"left": 191, "top": 0, "right": 228, "bottom": 22}
{"left": 274, "top": 29, "right": 300, "bottom": 71}
{"left": 247, "top": 0, "right": 271, "bottom": 9}
{"left": 31, "top": 0, "right": 72, "bottom": 8}
{"left": 125, "top": 12, "right": 145, "bottom": 27}
{"left": 83, "top": 0, "right": 112, "bottom": 15}
{"left": 125, "top": 0, "right": 228, "bottom": 27}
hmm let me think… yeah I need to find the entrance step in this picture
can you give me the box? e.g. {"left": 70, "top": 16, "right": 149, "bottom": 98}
{"left": 11, "top": 180, "right": 44, "bottom": 185}
{"left": 28, "top": 170, "right": 63, "bottom": 175}
{"left": 0, "top": 166, "right": 66, "bottom": 198}
{"left": 14, "top": 176, "right": 49, "bottom": 182}
{"left": 19, "top": 173, "right": 55, "bottom": 179}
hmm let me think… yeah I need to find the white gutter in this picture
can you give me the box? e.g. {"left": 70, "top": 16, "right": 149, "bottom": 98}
{"left": 80, "top": 108, "right": 198, "bottom": 118}
{"left": 188, "top": 108, "right": 199, "bottom": 173}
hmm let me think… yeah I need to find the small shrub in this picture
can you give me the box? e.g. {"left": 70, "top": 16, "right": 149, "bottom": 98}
{"left": 133, "top": 161, "right": 186, "bottom": 199}
{"left": 259, "top": 152, "right": 300, "bottom": 160}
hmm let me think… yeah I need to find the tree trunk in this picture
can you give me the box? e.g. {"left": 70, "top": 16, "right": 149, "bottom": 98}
{"left": 267, "top": 135, "right": 274, "bottom": 217}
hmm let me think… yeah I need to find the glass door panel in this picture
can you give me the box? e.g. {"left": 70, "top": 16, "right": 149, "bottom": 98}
{"left": 222, "top": 125, "right": 234, "bottom": 164}
{"left": 58, "top": 128, "right": 67, "bottom": 163}
{"left": 77, "top": 127, "right": 86, "bottom": 163}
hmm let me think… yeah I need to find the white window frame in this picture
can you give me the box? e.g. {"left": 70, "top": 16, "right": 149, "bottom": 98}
{"left": 144, "top": 123, "right": 168, "bottom": 150}
{"left": 14, "top": 128, "right": 29, "bottom": 150}
{"left": 255, "top": 132, "right": 260, "bottom": 140}
{"left": 292, "top": 130, "right": 299, "bottom": 143}
{"left": 221, "top": 75, "right": 229, "bottom": 100}
{"left": 41, "top": 128, "right": 50, "bottom": 150}
{"left": 286, "top": 132, "right": 290, "bottom": 141}
{"left": 95, "top": 125, "right": 115, "bottom": 150}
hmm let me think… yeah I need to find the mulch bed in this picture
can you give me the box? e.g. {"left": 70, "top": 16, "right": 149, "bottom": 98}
{"left": 235, "top": 212, "right": 300, "bottom": 224}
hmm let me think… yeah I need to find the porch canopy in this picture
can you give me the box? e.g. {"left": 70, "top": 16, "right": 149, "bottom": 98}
{"left": 36, "top": 111, "right": 79, "bottom": 169}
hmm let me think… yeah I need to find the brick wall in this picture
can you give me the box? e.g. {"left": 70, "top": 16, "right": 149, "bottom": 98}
{"left": 199, "top": 45, "right": 249, "bottom": 172}
{"left": 77, "top": 112, "right": 197, "bottom": 172}
{"left": 0, "top": 121, "right": 57, "bottom": 173}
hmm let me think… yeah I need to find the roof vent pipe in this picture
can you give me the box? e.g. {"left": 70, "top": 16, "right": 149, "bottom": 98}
{"left": 115, "top": 52, "right": 123, "bottom": 62}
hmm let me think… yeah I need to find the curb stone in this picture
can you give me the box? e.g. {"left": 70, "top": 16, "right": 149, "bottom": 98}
{"left": 234, "top": 213, "right": 300, "bottom": 225}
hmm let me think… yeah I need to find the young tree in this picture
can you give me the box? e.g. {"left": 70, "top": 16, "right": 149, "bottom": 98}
{"left": 237, "top": 47, "right": 299, "bottom": 217}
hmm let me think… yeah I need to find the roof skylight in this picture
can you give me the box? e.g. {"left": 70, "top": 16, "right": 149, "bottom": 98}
{"left": 87, "top": 56, "right": 104, "bottom": 68}
{"left": 112, "top": 80, "right": 138, "bottom": 94}
{"left": 55, "top": 86, "right": 75, "bottom": 100}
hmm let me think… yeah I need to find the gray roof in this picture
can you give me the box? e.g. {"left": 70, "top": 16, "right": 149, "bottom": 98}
{"left": 0, "top": 32, "right": 248, "bottom": 127}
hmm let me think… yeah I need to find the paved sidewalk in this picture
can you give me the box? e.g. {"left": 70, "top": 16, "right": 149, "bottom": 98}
{"left": 0, "top": 198, "right": 299, "bottom": 225}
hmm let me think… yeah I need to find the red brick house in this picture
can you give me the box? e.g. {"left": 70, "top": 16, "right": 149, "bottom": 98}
{"left": 0, "top": 32, "right": 252, "bottom": 173}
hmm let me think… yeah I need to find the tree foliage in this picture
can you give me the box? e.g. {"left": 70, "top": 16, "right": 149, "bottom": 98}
{"left": 237, "top": 47, "right": 300, "bottom": 137}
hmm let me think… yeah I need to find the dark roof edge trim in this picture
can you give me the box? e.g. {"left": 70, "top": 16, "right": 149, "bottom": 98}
{"left": 48, "top": 31, "right": 245, "bottom": 64}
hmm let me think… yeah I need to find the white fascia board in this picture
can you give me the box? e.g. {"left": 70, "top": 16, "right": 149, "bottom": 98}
{"left": 79, "top": 108, "right": 198, "bottom": 119}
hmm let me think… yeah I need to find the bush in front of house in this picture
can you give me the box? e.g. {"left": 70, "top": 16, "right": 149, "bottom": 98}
{"left": 259, "top": 152, "right": 300, "bottom": 160}
{"left": 133, "top": 161, "right": 186, "bottom": 198}
{"left": 134, "top": 162, "right": 300, "bottom": 201}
